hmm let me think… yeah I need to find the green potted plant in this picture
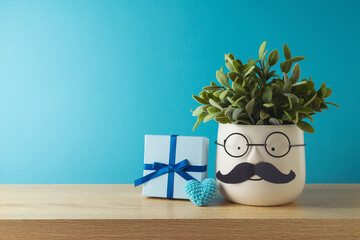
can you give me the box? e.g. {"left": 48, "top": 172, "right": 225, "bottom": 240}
{"left": 192, "top": 42, "right": 338, "bottom": 206}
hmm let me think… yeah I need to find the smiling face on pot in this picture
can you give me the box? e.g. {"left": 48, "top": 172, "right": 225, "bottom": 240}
{"left": 215, "top": 124, "right": 306, "bottom": 206}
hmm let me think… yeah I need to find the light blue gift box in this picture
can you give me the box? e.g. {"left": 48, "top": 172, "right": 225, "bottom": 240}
{"left": 134, "top": 135, "right": 209, "bottom": 199}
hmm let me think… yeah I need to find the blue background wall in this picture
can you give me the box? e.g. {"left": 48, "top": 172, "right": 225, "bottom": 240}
{"left": 0, "top": 0, "right": 359, "bottom": 183}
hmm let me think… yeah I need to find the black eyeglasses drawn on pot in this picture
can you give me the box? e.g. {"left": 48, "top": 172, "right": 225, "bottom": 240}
{"left": 215, "top": 132, "right": 306, "bottom": 158}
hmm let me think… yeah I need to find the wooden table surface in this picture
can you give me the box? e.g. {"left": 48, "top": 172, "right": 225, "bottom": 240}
{"left": 0, "top": 184, "right": 359, "bottom": 239}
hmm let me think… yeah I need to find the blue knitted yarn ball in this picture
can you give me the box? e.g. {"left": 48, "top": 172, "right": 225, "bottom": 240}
{"left": 184, "top": 178, "right": 217, "bottom": 206}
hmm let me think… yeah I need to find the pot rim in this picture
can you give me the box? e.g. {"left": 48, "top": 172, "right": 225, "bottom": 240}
{"left": 219, "top": 123, "right": 298, "bottom": 128}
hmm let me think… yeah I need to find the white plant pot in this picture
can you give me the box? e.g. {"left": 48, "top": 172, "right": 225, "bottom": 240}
{"left": 215, "top": 123, "right": 306, "bottom": 206}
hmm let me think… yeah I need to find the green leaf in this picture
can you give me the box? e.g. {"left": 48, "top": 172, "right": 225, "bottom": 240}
{"left": 242, "top": 60, "right": 259, "bottom": 73}
{"left": 213, "top": 89, "right": 223, "bottom": 97}
{"left": 192, "top": 121, "right": 200, "bottom": 131}
{"left": 226, "top": 96, "right": 235, "bottom": 104}
{"left": 202, "top": 85, "right": 223, "bottom": 92}
{"left": 262, "top": 50, "right": 268, "bottom": 61}
{"left": 198, "top": 112, "right": 207, "bottom": 121}
{"left": 246, "top": 98, "right": 256, "bottom": 120}
{"left": 321, "top": 102, "right": 329, "bottom": 110}
{"left": 232, "top": 60, "right": 241, "bottom": 73}
{"left": 266, "top": 70, "right": 278, "bottom": 81}
{"left": 287, "top": 96, "right": 293, "bottom": 110}
{"left": 283, "top": 111, "right": 292, "bottom": 121}
{"left": 262, "top": 86, "right": 272, "bottom": 103}
{"left": 229, "top": 108, "right": 238, "bottom": 118}
{"left": 280, "top": 60, "right": 292, "bottom": 73}
{"left": 199, "top": 91, "right": 209, "bottom": 101}
{"left": 224, "top": 107, "right": 234, "bottom": 118}
{"left": 283, "top": 93, "right": 299, "bottom": 103}
{"left": 204, "top": 112, "right": 221, "bottom": 122}
{"left": 263, "top": 103, "right": 274, "bottom": 107}
{"left": 303, "top": 113, "right": 314, "bottom": 123}
{"left": 232, "top": 96, "right": 246, "bottom": 106}
{"left": 312, "top": 97, "right": 321, "bottom": 110}
{"left": 225, "top": 61, "right": 235, "bottom": 72}
{"left": 264, "top": 57, "right": 269, "bottom": 72}
{"left": 276, "top": 81, "right": 284, "bottom": 91}
{"left": 215, "top": 115, "right": 230, "bottom": 124}
{"left": 216, "top": 67, "right": 230, "bottom": 88}
{"left": 244, "top": 65, "right": 255, "bottom": 77}
{"left": 290, "top": 63, "right": 301, "bottom": 83}
{"left": 293, "top": 112, "right": 299, "bottom": 124}
{"left": 192, "top": 112, "right": 207, "bottom": 131}
{"left": 250, "top": 82, "right": 259, "bottom": 98}
{"left": 269, "top": 118, "right": 280, "bottom": 125}
{"left": 283, "top": 72, "right": 292, "bottom": 93}
{"left": 224, "top": 53, "right": 235, "bottom": 62}
{"left": 271, "top": 83, "right": 281, "bottom": 95}
{"left": 207, "top": 106, "right": 221, "bottom": 114}
{"left": 303, "top": 93, "right": 317, "bottom": 107}
{"left": 268, "top": 50, "right": 280, "bottom": 66}
{"left": 260, "top": 110, "right": 270, "bottom": 120}
{"left": 253, "top": 65, "right": 263, "bottom": 79}
{"left": 227, "top": 72, "right": 243, "bottom": 82}
{"left": 219, "top": 89, "right": 229, "bottom": 100}
{"left": 209, "top": 98, "right": 223, "bottom": 110}
{"left": 232, "top": 81, "right": 246, "bottom": 95}
{"left": 323, "top": 88, "right": 333, "bottom": 98}
{"left": 293, "top": 106, "right": 314, "bottom": 113}
{"left": 317, "top": 82, "right": 327, "bottom": 98}
{"left": 192, "top": 105, "right": 204, "bottom": 116}
{"left": 324, "top": 102, "right": 340, "bottom": 108}
{"left": 292, "top": 80, "right": 307, "bottom": 87}
{"left": 234, "top": 119, "right": 251, "bottom": 125}
{"left": 296, "top": 121, "right": 315, "bottom": 133}
{"left": 291, "top": 56, "right": 306, "bottom": 63}
{"left": 192, "top": 95, "right": 207, "bottom": 104}
{"left": 259, "top": 41, "right": 267, "bottom": 60}
{"left": 232, "top": 108, "right": 243, "bottom": 120}
{"left": 283, "top": 44, "right": 291, "bottom": 60}
{"left": 256, "top": 119, "right": 264, "bottom": 125}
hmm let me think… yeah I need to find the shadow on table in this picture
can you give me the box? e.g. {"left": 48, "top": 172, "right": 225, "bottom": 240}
{"left": 208, "top": 185, "right": 360, "bottom": 209}
{"left": 292, "top": 185, "right": 360, "bottom": 209}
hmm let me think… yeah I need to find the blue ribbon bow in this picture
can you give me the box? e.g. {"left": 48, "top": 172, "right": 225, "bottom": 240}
{"left": 134, "top": 135, "right": 207, "bottom": 198}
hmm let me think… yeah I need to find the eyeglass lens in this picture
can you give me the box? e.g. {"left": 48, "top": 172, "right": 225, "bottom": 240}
{"left": 223, "top": 132, "right": 294, "bottom": 158}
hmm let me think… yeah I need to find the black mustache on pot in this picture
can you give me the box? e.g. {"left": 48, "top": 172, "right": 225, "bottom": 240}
{"left": 216, "top": 162, "right": 296, "bottom": 184}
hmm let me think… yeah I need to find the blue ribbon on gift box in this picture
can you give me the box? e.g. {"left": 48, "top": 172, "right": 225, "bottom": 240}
{"left": 134, "top": 135, "right": 207, "bottom": 199}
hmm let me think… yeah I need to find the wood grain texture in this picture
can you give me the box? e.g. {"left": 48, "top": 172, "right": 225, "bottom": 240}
{"left": 0, "top": 219, "right": 359, "bottom": 240}
{"left": 0, "top": 184, "right": 358, "bottom": 239}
